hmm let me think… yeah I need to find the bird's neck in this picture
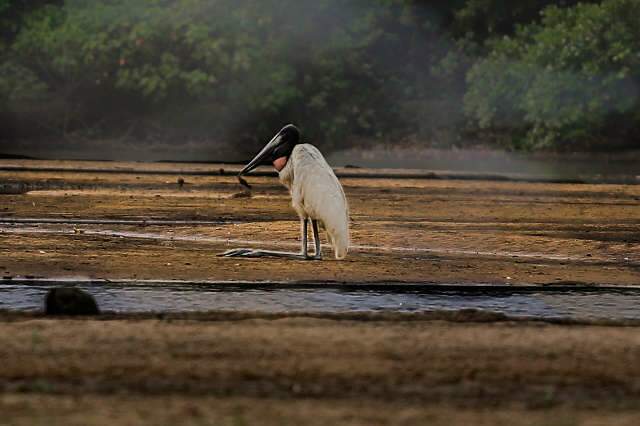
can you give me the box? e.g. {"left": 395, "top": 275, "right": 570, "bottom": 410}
{"left": 277, "top": 155, "right": 295, "bottom": 190}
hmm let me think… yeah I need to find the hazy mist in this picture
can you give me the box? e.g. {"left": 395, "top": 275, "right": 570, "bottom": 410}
{"left": 1, "top": 0, "right": 639, "bottom": 167}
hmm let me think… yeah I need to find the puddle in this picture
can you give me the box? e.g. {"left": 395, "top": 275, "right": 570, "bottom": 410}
{"left": 2, "top": 282, "right": 640, "bottom": 320}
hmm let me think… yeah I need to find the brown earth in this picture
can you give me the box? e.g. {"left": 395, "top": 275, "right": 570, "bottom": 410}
{"left": 1, "top": 159, "right": 639, "bottom": 285}
{"left": 2, "top": 312, "right": 640, "bottom": 425}
{"left": 2, "top": 160, "right": 640, "bottom": 425}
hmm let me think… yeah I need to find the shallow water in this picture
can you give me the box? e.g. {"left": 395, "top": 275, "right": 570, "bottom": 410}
{"left": 2, "top": 282, "right": 640, "bottom": 320}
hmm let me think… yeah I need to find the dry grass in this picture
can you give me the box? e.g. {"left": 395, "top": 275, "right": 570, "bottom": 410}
{"left": 2, "top": 316, "right": 640, "bottom": 424}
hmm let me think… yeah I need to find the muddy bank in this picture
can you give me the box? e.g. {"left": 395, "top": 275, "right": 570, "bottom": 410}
{"left": 1, "top": 160, "right": 639, "bottom": 286}
{"left": 2, "top": 159, "right": 640, "bottom": 424}
{"left": 4, "top": 307, "right": 640, "bottom": 326}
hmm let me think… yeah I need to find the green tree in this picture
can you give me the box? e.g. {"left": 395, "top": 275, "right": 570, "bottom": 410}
{"left": 452, "top": 0, "right": 592, "bottom": 41}
{"left": 465, "top": 0, "right": 640, "bottom": 150}
{"left": 2, "top": 0, "right": 403, "bottom": 152}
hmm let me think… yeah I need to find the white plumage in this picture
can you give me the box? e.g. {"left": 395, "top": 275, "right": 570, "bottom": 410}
{"left": 278, "top": 144, "right": 349, "bottom": 259}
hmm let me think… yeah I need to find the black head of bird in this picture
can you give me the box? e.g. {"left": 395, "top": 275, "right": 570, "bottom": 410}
{"left": 239, "top": 124, "right": 300, "bottom": 176}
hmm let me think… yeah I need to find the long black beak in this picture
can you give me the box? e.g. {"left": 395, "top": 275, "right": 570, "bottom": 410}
{"left": 238, "top": 133, "right": 282, "bottom": 176}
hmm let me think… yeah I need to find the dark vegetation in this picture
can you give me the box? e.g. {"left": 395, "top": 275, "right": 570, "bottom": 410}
{"left": 1, "top": 0, "right": 638, "bottom": 158}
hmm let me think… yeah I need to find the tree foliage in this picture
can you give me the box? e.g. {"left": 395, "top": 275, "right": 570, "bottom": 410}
{"left": 2, "top": 0, "right": 428, "bottom": 153}
{"left": 465, "top": 0, "right": 640, "bottom": 149}
{"left": 1, "top": 0, "right": 639, "bottom": 154}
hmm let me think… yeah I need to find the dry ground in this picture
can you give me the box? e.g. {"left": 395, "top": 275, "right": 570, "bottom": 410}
{"left": 2, "top": 312, "right": 640, "bottom": 425}
{"left": 1, "top": 160, "right": 640, "bottom": 425}
{"left": 1, "top": 159, "right": 639, "bottom": 285}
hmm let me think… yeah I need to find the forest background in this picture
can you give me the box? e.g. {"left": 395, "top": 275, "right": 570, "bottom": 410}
{"left": 1, "top": 0, "right": 638, "bottom": 160}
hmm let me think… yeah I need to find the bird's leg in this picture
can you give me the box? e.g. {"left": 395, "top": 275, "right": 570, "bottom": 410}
{"left": 220, "top": 218, "right": 320, "bottom": 260}
{"left": 310, "top": 219, "right": 322, "bottom": 260}
{"left": 300, "top": 217, "right": 309, "bottom": 257}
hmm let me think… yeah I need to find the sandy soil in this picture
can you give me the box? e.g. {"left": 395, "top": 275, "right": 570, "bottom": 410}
{"left": 2, "top": 160, "right": 640, "bottom": 425}
{"left": 1, "top": 159, "right": 639, "bottom": 285}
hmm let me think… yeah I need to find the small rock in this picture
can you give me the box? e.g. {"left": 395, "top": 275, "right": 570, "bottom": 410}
{"left": 177, "top": 177, "right": 185, "bottom": 188}
{"left": 230, "top": 190, "right": 251, "bottom": 199}
{"left": 45, "top": 287, "right": 100, "bottom": 316}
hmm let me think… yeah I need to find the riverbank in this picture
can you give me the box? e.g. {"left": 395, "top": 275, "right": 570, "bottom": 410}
{"left": 2, "top": 159, "right": 640, "bottom": 424}
{"left": 1, "top": 159, "right": 639, "bottom": 286}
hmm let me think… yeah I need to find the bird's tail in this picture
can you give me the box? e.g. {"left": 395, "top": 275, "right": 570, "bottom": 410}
{"left": 325, "top": 215, "right": 349, "bottom": 260}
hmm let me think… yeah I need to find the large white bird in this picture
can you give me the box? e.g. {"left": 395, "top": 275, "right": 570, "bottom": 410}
{"left": 222, "top": 124, "right": 349, "bottom": 260}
